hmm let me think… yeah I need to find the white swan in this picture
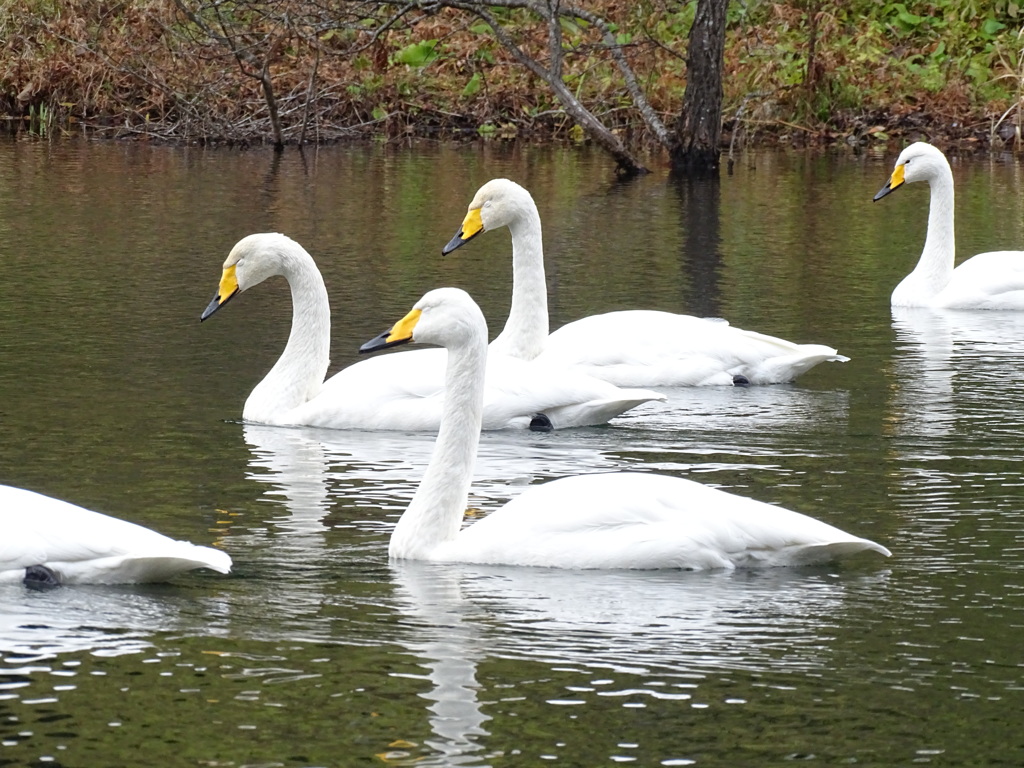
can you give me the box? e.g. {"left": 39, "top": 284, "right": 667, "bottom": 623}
{"left": 442, "top": 179, "right": 848, "bottom": 387}
{"left": 360, "top": 287, "right": 891, "bottom": 569}
{"left": 874, "top": 141, "right": 1024, "bottom": 309}
{"left": 0, "top": 485, "right": 231, "bottom": 586}
{"left": 200, "top": 233, "right": 664, "bottom": 431}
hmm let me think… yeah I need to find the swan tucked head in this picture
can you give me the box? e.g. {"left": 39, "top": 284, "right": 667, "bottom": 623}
{"left": 360, "top": 287, "right": 488, "bottom": 354}
{"left": 200, "top": 233, "right": 306, "bottom": 321}
{"left": 873, "top": 142, "right": 949, "bottom": 202}
{"left": 442, "top": 178, "right": 536, "bottom": 255}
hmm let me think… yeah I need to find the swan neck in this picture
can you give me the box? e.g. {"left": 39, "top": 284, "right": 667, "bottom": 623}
{"left": 490, "top": 206, "right": 549, "bottom": 360}
{"left": 894, "top": 163, "right": 955, "bottom": 306}
{"left": 244, "top": 253, "right": 331, "bottom": 422}
{"left": 390, "top": 334, "right": 486, "bottom": 560}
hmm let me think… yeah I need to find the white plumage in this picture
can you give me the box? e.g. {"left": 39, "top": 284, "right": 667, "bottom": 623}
{"left": 0, "top": 485, "right": 231, "bottom": 585}
{"left": 874, "top": 141, "right": 1024, "bottom": 309}
{"left": 362, "top": 287, "right": 891, "bottom": 570}
{"left": 201, "top": 233, "right": 664, "bottom": 430}
{"left": 442, "top": 178, "right": 847, "bottom": 387}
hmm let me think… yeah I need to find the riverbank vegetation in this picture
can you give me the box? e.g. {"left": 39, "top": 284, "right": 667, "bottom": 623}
{"left": 1, "top": 0, "right": 1021, "bottom": 163}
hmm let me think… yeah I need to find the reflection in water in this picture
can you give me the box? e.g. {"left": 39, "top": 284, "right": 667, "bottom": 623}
{"left": 0, "top": 585, "right": 230, "bottom": 658}
{"left": 388, "top": 563, "right": 492, "bottom": 766}
{"left": 387, "top": 560, "right": 889, "bottom": 765}
{"left": 887, "top": 308, "right": 1024, "bottom": 569}
{"left": 242, "top": 421, "right": 642, "bottom": 531}
{"left": 672, "top": 175, "right": 723, "bottom": 318}
{"left": 890, "top": 308, "right": 1024, "bottom": 441}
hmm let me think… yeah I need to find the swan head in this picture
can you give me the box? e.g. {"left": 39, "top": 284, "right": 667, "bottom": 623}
{"left": 360, "top": 287, "right": 487, "bottom": 354}
{"left": 200, "top": 233, "right": 305, "bottom": 321}
{"left": 442, "top": 178, "right": 534, "bottom": 255}
{"left": 873, "top": 142, "right": 949, "bottom": 202}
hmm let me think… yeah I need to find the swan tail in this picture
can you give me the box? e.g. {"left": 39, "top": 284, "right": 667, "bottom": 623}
{"left": 53, "top": 545, "right": 233, "bottom": 585}
{"left": 746, "top": 346, "right": 849, "bottom": 384}
{"left": 772, "top": 538, "right": 891, "bottom": 567}
{"left": 541, "top": 390, "right": 666, "bottom": 428}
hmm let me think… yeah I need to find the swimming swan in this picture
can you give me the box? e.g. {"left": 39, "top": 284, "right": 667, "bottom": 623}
{"left": 442, "top": 179, "right": 848, "bottom": 387}
{"left": 360, "top": 287, "right": 891, "bottom": 568}
{"left": 200, "top": 233, "right": 664, "bottom": 431}
{"left": 0, "top": 485, "right": 231, "bottom": 586}
{"left": 874, "top": 141, "right": 1024, "bottom": 309}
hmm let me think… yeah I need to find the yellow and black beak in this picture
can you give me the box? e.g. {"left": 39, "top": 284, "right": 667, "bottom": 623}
{"left": 360, "top": 308, "right": 422, "bottom": 354}
{"left": 200, "top": 264, "right": 240, "bottom": 321}
{"left": 873, "top": 163, "right": 906, "bottom": 202}
{"left": 441, "top": 207, "right": 484, "bottom": 255}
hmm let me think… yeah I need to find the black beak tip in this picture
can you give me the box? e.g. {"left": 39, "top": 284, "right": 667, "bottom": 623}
{"left": 359, "top": 329, "right": 392, "bottom": 354}
{"left": 200, "top": 296, "right": 221, "bottom": 322}
{"left": 442, "top": 233, "right": 465, "bottom": 256}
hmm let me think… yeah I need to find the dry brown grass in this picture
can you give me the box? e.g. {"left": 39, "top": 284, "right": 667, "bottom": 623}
{"left": 0, "top": 0, "right": 1016, "bottom": 150}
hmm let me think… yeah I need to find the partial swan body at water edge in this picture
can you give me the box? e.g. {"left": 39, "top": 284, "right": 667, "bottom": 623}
{"left": 0, "top": 485, "right": 231, "bottom": 586}
{"left": 874, "top": 141, "right": 1024, "bottom": 309}
{"left": 442, "top": 178, "right": 848, "bottom": 387}
{"left": 200, "top": 233, "right": 664, "bottom": 431}
{"left": 360, "top": 286, "right": 891, "bottom": 569}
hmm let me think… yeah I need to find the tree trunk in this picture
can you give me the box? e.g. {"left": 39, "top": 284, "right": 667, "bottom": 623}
{"left": 671, "top": 0, "right": 728, "bottom": 177}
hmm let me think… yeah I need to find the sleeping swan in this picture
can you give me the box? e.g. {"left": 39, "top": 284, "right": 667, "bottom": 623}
{"left": 200, "top": 233, "right": 664, "bottom": 431}
{"left": 0, "top": 485, "right": 231, "bottom": 586}
{"left": 360, "top": 287, "right": 891, "bottom": 569}
{"left": 442, "top": 179, "right": 848, "bottom": 387}
{"left": 874, "top": 141, "right": 1024, "bottom": 309}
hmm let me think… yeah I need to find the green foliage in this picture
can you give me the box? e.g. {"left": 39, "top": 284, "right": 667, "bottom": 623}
{"left": 462, "top": 72, "right": 482, "bottom": 97}
{"left": 392, "top": 39, "right": 440, "bottom": 67}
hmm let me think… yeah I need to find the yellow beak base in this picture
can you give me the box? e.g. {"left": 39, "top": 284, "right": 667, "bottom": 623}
{"left": 441, "top": 208, "right": 485, "bottom": 255}
{"left": 200, "top": 264, "right": 240, "bottom": 321}
{"left": 359, "top": 308, "right": 422, "bottom": 353}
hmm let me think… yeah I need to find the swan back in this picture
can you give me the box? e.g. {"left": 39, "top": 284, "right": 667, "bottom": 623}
{"left": 434, "top": 473, "right": 890, "bottom": 570}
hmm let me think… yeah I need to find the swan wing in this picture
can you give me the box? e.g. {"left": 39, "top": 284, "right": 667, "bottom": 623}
{"left": 938, "top": 251, "right": 1024, "bottom": 309}
{"left": 290, "top": 348, "right": 664, "bottom": 431}
{"left": 541, "top": 311, "right": 846, "bottom": 386}
{"left": 0, "top": 486, "right": 231, "bottom": 584}
{"left": 437, "top": 473, "right": 888, "bottom": 570}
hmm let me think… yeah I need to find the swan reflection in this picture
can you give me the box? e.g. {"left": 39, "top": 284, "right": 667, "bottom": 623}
{"left": 242, "top": 422, "right": 640, "bottom": 533}
{"left": 385, "top": 560, "right": 888, "bottom": 765}
{"left": 0, "top": 585, "right": 231, "bottom": 658}
{"left": 890, "top": 308, "right": 1024, "bottom": 440}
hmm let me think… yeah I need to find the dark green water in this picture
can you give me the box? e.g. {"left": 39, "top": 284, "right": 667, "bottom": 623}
{"left": 3, "top": 138, "right": 1024, "bottom": 766}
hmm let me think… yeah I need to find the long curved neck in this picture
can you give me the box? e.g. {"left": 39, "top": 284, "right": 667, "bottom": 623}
{"left": 390, "top": 335, "right": 486, "bottom": 559}
{"left": 244, "top": 253, "right": 331, "bottom": 422}
{"left": 894, "top": 162, "right": 956, "bottom": 306}
{"left": 489, "top": 203, "right": 549, "bottom": 360}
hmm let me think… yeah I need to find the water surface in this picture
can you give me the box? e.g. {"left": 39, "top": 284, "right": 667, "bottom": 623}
{"left": 2, "top": 139, "right": 1024, "bottom": 766}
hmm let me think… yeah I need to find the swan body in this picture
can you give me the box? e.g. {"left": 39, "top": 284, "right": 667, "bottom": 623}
{"left": 0, "top": 485, "right": 231, "bottom": 585}
{"left": 442, "top": 179, "right": 848, "bottom": 387}
{"left": 361, "top": 287, "right": 891, "bottom": 570}
{"left": 874, "top": 141, "right": 1024, "bottom": 309}
{"left": 200, "top": 233, "right": 664, "bottom": 431}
